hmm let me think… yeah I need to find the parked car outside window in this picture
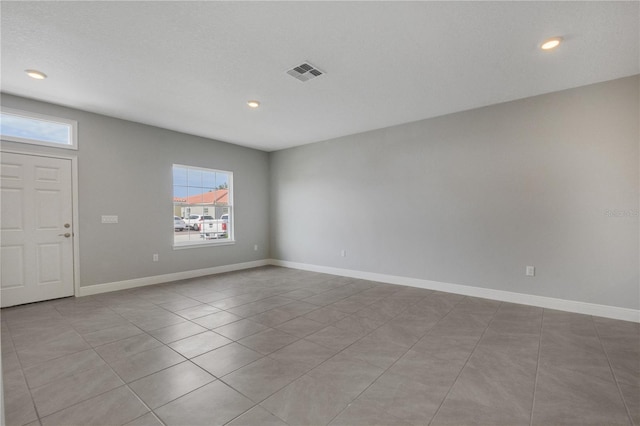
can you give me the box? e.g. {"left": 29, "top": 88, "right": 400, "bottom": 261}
{"left": 174, "top": 216, "right": 186, "bottom": 231}
{"left": 184, "top": 215, "right": 215, "bottom": 231}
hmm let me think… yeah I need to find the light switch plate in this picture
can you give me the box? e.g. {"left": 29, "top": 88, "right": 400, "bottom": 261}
{"left": 101, "top": 215, "right": 118, "bottom": 224}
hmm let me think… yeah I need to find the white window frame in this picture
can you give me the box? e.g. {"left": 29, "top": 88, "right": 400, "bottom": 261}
{"left": 172, "top": 164, "right": 234, "bottom": 249}
{"left": 0, "top": 107, "right": 78, "bottom": 150}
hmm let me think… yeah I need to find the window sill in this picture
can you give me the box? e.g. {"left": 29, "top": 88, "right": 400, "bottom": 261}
{"left": 173, "top": 240, "right": 236, "bottom": 250}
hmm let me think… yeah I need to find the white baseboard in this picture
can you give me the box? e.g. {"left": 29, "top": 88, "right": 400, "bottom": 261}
{"left": 77, "top": 257, "right": 638, "bottom": 323}
{"left": 78, "top": 259, "right": 271, "bottom": 297}
{"left": 269, "top": 259, "right": 640, "bottom": 323}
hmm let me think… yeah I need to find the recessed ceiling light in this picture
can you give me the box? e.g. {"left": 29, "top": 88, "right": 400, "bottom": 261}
{"left": 25, "top": 69, "right": 47, "bottom": 80}
{"left": 540, "top": 37, "right": 563, "bottom": 51}
{"left": 247, "top": 100, "right": 260, "bottom": 109}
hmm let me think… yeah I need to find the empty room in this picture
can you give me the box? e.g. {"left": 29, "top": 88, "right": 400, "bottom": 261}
{"left": 1, "top": 1, "right": 638, "bottom": 426}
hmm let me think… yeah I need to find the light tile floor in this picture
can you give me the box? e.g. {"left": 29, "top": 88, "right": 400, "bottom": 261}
{"left": 1, "top": 266, "right": 638, "bottom": 425}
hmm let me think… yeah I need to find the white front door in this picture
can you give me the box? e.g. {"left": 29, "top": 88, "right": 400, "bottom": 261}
{"left": 1, "top": 152, "right": 75, "bottom": 307}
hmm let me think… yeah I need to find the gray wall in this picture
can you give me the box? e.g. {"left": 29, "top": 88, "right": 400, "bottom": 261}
{"left": 270, "top": 75, "right": 640, "bottom": 310}
{"left": 1, "top": 94, "right": 270, "bottom": 287}
{"left": 3, "top": 76, "right": 638, "bottom": 309}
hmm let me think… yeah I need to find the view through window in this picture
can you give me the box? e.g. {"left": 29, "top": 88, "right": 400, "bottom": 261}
{"left": 173, "top": 165, "right": 232, "bottom": 246}
{"left": 0, "top": 108, "right": 77, "bottom": 149}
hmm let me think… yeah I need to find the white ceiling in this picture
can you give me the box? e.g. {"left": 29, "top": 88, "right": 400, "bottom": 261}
{"left": 1, "top": 1, "right": 638, "bottom": 152}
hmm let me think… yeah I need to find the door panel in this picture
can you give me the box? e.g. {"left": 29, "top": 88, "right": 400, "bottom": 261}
{"left": 0, "top": 246, "right": 24, "bottom": 289}
{"left": 36, "top": 189, "right": 63, "bottom": 229}
{"left": 38, "top": 243, "right": 63, "bottom": 283}
{"left": 1, "top": 152, "right": 74, "bottom": 307}
{"left": 1, "top": 188, "right": 23, "bottom": 229}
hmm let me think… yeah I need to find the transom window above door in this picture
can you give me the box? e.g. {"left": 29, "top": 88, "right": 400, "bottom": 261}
{"left": 1, "top": 108, "right": 77, "bottom": 150}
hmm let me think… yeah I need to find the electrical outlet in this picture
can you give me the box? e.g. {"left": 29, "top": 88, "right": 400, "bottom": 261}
{"left": 526, "top": 266, "right": 535, "bottom": 277}
{"left": 340, "top": 249, "right": 346, "bottom": 257}
{"left": 254, "top": 244, "right": 258, "bottom": 251}
{"left": 153, "top": 254, "right": 159, "bottom": 262}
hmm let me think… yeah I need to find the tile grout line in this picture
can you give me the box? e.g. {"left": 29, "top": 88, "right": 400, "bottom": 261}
{"left": 215, "top": 284, "right": 388, "bottom": 423}
{"left": 12, "top": 300, "right": 127, "bottom": 423}
{"left": 591, "top": 317, "right": 636, "bottom": 426}
{"left": 157, "top": 281, "right": 341, "bottom": 424}
{"left": 38, "top": 384, "right": 145, "bottom": 424}
{"left": 145, "top": 359, "right": 229, "bottom": 426}
{"left": 2, "top": 317, "right": 41, "bottom": 424}
{"left": 14, "top": 274, "right": 283, "bottom": 425}
{"left": 57, "top": 278, "right": 276, "bottom": 424}
{"left": 213, "top": 367, "right": 292, "bottom": 423}
{"left": 57, "top": 304, "right": 159, "bottom": 424}
{"left": 61, "top": 299, "right": 212, "bottom": 425}
{"left": 238, "top": 284, "right": 396, "bottom": 357}
{"left": 128, "top": 409, "right": 166, "bottom": 426}
{"left": 529, "top": 307, "right": 545, "bottom": 426}
{"left": 324, "top": 291, "right": 466, "bottom": 426}
{"left": 95, "top": 286, "right": 266, "bottom": 425}
{"left": 178, "top": 274, "right": 352, "bottom": 316}
{"left": 427, "top": 298, "right": 503, "bottom": 425}
{"left": 250, "top": 287, "right": 438, "bottom": 424}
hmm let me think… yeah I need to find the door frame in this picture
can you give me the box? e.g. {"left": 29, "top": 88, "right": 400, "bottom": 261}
{"left": 1, "top": 148, "right": 80, "bottom": 298}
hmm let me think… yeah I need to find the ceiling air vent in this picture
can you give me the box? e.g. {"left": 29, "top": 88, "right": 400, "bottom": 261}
{"left": 286, "top": 62, "right": 324, "bottom": 82}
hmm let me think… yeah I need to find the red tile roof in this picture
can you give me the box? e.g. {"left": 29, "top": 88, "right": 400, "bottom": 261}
{"left": 174, "top": 189, "right": 228, "bottom": 205}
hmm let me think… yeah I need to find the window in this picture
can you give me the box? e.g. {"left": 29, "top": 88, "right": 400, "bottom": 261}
{"left": 0, "top": 108, "right": 77, "bottom": 150}
{"left": 173, "top": 164, "right": 233, "bottom": 247}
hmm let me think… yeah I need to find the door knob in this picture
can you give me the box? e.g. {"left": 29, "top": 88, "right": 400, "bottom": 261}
{"left": 58, "top": 233, "right": 71, "bottom": 238}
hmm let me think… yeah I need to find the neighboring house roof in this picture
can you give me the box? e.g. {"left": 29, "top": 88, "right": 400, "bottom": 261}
{"left": 174, "top": 189, "right": 228, "bottom": 205}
